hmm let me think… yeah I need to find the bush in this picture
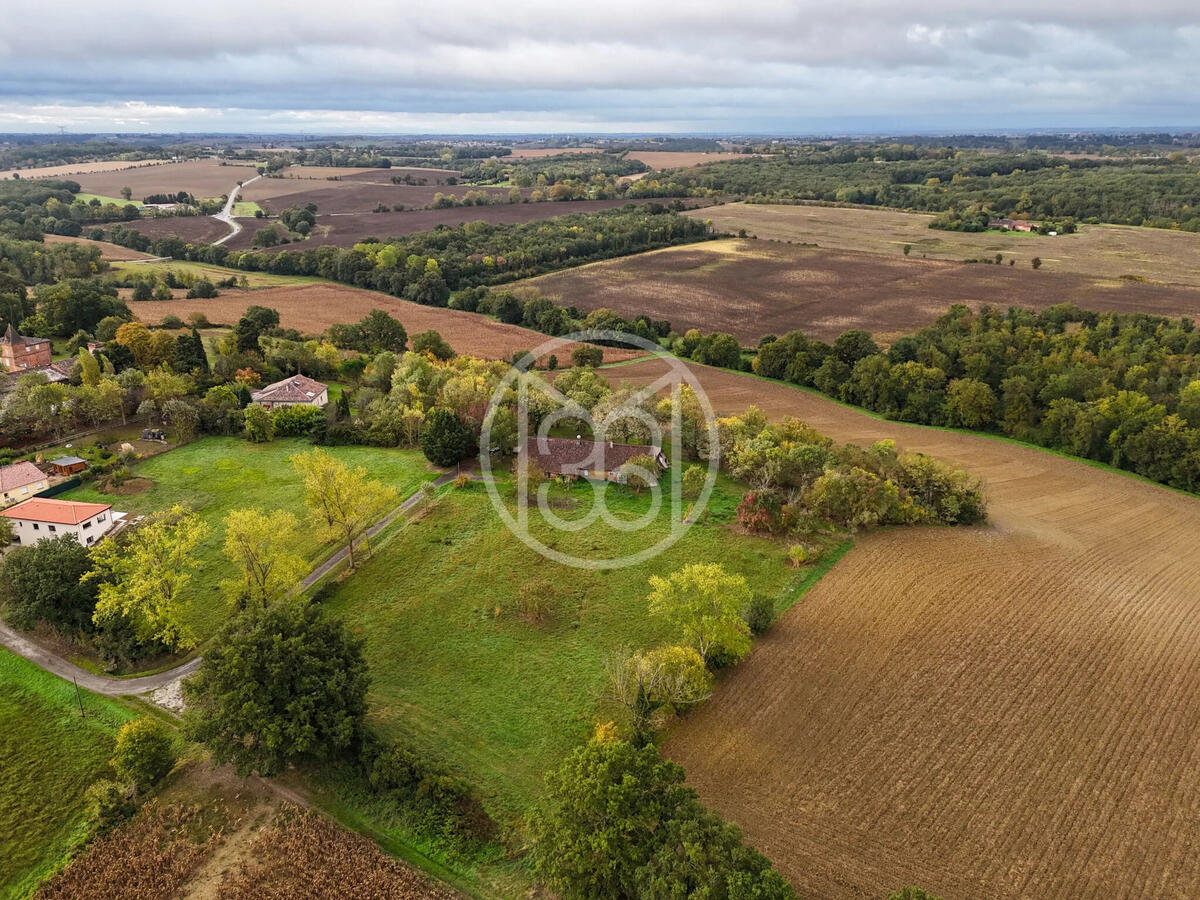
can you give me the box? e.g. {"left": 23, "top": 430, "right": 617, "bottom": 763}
{"left": 570, "top": 344, "right": 603, "bottom": 368}
{"left": 85, "top": 779, "right": 136, "bottom": 830}
{"left": 516, "top": 578, "right": 561, "bottom": 624}
{"left": 746, "top": 594, "right": 775, "bottom": 635}
{"left": 271, "top": 403, "right": 325, "bottom": 436}
{"left": 681, "top": 464, "right": 706, "bottom": 498}
{"left": 111, "top": 717, "right": 177, "bottom": 793}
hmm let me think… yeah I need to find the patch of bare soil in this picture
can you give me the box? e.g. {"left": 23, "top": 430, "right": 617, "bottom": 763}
{"left": 614, "top": 356, "right": 1200, "bottom": 900}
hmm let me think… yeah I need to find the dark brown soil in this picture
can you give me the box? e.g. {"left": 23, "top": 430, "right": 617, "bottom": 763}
{"left": 517, "top": 238, "right": 1200, "bottom": 343}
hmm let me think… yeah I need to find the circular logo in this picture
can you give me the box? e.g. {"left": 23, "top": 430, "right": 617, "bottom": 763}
{"left": 479, "top": 330, "right": 720, "bottom": 570}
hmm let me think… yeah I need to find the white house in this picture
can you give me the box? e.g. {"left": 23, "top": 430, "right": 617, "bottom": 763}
{"left": 0, "top": 497, "right": 116, "bottom": 547}
{"left": 250, "top": 374, "right": 329, "bottom": 410}
{"left": 0, "top": 462, "right": 49, "bottom": 508}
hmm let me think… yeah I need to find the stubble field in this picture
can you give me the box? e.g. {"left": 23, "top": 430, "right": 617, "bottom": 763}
{"left": 613, "top": 356, "right": 1200, "bottom": 900}
{"left": 73, "top": 159, "right": 260, "bottom": 199}
{"left": 43, "top": 233, "right": 154, "bottom": 261}
{"left": 691, "top": 202, "right": 1200, "bottom": 287}
{"left": 516, "top": 238, "right": 1200, "bottom": 344}
{"left": 0, "top": 159, "right": 171, "bottom": 181}
{"left": 625, "top": 150, "right": 755, "bottom": 169}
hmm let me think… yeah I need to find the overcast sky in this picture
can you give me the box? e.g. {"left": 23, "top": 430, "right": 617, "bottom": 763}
{"left": 2, "top": 0, "right": 1198, "bottom": 134}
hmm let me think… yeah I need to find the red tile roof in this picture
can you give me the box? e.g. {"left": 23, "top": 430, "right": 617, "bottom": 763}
{"left": 0, "top": 461, "right": 45, "bottom": 493}
{"left": 0, "top": 497, "right": 111, "bottom": 525}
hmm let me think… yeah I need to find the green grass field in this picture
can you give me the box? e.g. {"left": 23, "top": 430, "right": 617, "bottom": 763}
{"left": 231, "top": 200, "right": 263, "bottom": 216}
{"left": 0, "top": 649, "right": 135, "bottom": 899}
{"left": 111, "top": 259, "right": 323, "bottom": 287}
{"left": 73, "top": 192, "right": 142, "bottom": 208}
{"left": 321, "top": 476, "right": 797, "bottom": 822}
{"left": 63, "top": 438, "right": 434, "bottom": 643}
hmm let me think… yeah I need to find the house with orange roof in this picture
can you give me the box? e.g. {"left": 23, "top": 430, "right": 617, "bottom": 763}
{"left": 0, "top": 497, "right": 117, "bottom": 547}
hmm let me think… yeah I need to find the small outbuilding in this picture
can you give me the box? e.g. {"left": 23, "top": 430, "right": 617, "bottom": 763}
{"left": 48, "top": 456, "right": 88, "bottom": 476}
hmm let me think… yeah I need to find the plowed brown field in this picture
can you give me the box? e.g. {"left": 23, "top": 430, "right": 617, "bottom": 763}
{"left": 614, "top": 357, "right": 1200, "bottom": 900}
{"left": 130, "top": 282, "right": 642, "bottom": 364}
{"left": 73, "top": 159, "right": 259, "bottom": 199}
{"left": 517, "top": 239, "right": 1200, "bottom": 344}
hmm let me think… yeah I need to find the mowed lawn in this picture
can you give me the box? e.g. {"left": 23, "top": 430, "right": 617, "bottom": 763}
{"left": 64, "top": 438, "right": 434, "bottom": 643}
{"left": 0, "top": 650, "right": 135, "bottom": 899}
{"left": 322, "top": 478, "right": 795, "bottom": 821}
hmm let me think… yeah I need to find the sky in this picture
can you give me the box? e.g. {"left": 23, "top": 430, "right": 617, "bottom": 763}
{"left": 1, "top": 0, "right": 1198, "bottom": 134}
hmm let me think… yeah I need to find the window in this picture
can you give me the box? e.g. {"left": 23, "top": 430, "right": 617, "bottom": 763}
{"left": 82, "top": 521, "right": 92, "bottom": 530}
{"left": 97, "top": 514, "right": 106, "bottom": 522}
{"left": 48, "top": 525, "right": 56, "bottom": 532}
{"left": 86, "top": 536, "right": 94, "bottom": 545}
{"left": 32, "top": 523, "right": 38, "bottom": 531}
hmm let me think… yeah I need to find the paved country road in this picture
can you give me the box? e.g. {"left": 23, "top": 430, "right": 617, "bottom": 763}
{"left": 212, "top": 172, "right": 262, "bottom": 246}
{"left": 0, "top": 471, "right": 462, "bottom": 696}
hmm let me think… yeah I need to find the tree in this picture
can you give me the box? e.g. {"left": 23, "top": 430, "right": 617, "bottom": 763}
{"left": 1032, "top": 257, "right": 1042, "bottom": 269}
{"left": 620, "top": 453, "right": 660, "bottom": 493}
{"left": 570, "top": 344, "right": 604, "bottom": 368}
{"left": 420, "top": 407, "right": 474, "bottom": 467}
{"left": 1179, "top": 379, "right": 1200, "bottom": 428}
{"left": 528, "top": 739, "right": 794, "bottom": 900}
{"left": 162, "top": 398, "right": 200, "bottom": 442}
{"left": 220, "top": 508, "right": 308, "bottom": 609}
{"left": 944, "top": 378, "right": 997, "bottom": 429}
{"left": 111, "top": 717, "right": 176, "bottom": 794}
{"left": 0, "top": 517, "right": 12, "bottom": 548}
{"left": 359, "top": 308, "right": 408, "bottom": 352}
{"left": 87, "top": 505, "right": 209, "bottom": 650}
{"left": 647, "top": 563, "right": 752, "bottom": 665}
{"left": 607, "top": 646, "right": 712, "bottom": 741}
{"left": 183, "top": 600, "right": 369, "bottom": 776}
{"left": 120, "top": 186, "right": 133, "bottom": 201}
{"left": 243, "top": 402, "right": 273, "bottom": 442}
{"left": 291, "top": 449, "right": 397, "bottom": 569}
{"left": 833, "top": 329, "right": 880, "bottom": 367}
{"left": 0, "top": 535, "right": 97, "bottom": 633}
{"left": 78, "top": 347, "right": 101, "bottom": 386}
{"left": 411, "top": 329, "right": 455, "bottom": 360}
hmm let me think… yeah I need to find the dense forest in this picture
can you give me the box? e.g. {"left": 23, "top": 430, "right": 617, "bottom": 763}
{"left": 627, "top": 148, "right": 1200, "bottom": 230}
{"left": 0, "top": 178, "right": 142, "bottom": 236}
{"left": 738, "top": 305, "right": 1200, "bottom": 493}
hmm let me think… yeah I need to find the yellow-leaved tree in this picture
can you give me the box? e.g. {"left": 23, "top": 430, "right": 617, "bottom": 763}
{"left": 646, "top": 563, "right": 752, "bottom": 665}
{"left": 220, "top": 507, "right": 308, "bottom": 609}
{"left": 88, "top": 504, "right": 208, "bottom": 650}
{"left": 290, "top": 449, "right": 397, "bottom": 569}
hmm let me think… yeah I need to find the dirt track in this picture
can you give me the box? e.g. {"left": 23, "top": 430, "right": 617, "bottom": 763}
{"left": 614, "top": 357, "right": 1200, "bottom": 900}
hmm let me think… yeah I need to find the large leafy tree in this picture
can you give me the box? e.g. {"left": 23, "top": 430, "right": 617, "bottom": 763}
{"left": 183, "top": 600, "right": 369, "bottom": 776}
{"left": 0, "top": 534, "right": 98, "bottom": 633}
{"left": 528, "top": 739, "right": 794, "bottom": 900}
{"left": 87, "top": 504, "right": 208, "bottom": 650}
{"left": 220, "top": 507, "right": 308, "bottom": 609}
{"left": 419, "top": 406, "right": 474, "bottom": 467}
{"left": 647, "top": 563, "right": 752, "bottom": 665}
{"left": 291, "top": 448, "right": 397, "bottom": 569}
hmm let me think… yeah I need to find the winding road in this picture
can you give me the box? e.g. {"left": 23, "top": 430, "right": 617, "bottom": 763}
{"left": 0, "top": 471, "right": 461, "bottom": 697}
{"left": 211, "top": 173, "right": 262, "bottom": 246}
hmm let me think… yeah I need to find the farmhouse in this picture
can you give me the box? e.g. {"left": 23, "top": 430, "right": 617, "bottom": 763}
{"left": 251, "top": 374, "right": 329, "bottom": 410}
{"left": 48, "top": 456, "right": 88, "bottom": 476}
{"left": 988, "top": 218, "right": 1037, "bottom": 232}
{"left": 0, "top": 497, "right": 115, "bottom": 546}
{"left": 0, "top": 461, "right": 49, "bottom": 507}
{"left": 521, "top": 437, "right": 668, "bottom": 484}
{"left": 0, "top": 324, "right": 52, "bottom": 372}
